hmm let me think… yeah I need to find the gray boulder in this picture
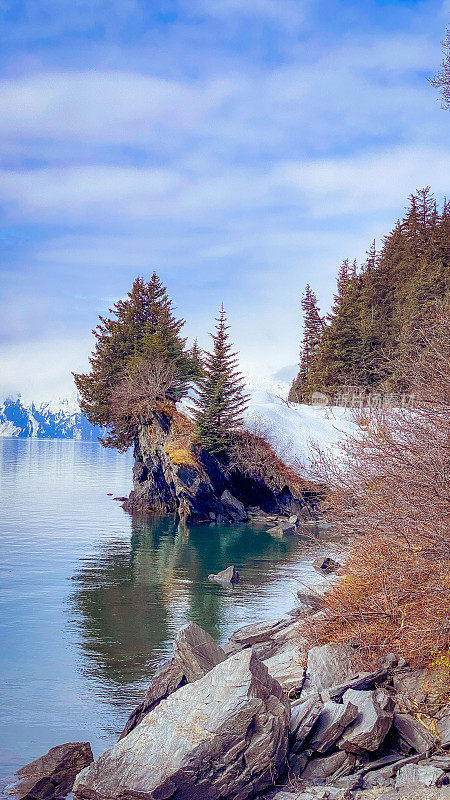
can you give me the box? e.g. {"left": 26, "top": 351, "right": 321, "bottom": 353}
{"left": 393, "top": 712, "right": 437, "bottom": 753}
{"left": 225, "top": 617, "right": 291, "bottom": 655}
{"left": 338, "top": 688, "right": 394, "bottom": 754}
{"left": 267, "top": 523, "right": 296, "bottom": 536}
{"left": 9, "top": 742, "right": 93, "bottom": 800}
{"left": 290, "top": 694, "right": 323, "bottom": 749}
{"left": 308, "top": 697, "right": 359, "bottom": 753}
{"left": 395, "top": 762, "right": 445, "bottom": 789}
{"left": 302, "top": 643, "right": 361, "bottom": 696}
{"left": 262, "top": 639, "right": 305, "bottom": 694}
{"left": 220, "top": 490, "right": 248, "bottom": 522}
{"left": 208, "top": 565, "right": 240, "bottom": 584}
{"left": 172, "top": 621, "right": 226, "bottom": 682}
{"left": 300, "top": 750, "right": 356, "bottom": 783}
{"left": 73, "top": 649, "right": 290, "bottom": 800}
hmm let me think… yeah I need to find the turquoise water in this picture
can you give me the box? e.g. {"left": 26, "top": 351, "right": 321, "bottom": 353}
{"left": 0, "top": 438, "right": 323, "bottom": 791}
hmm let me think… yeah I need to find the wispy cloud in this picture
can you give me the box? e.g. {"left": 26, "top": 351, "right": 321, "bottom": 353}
{"left": 0, "top": 0, "right": 448, "bottom": 398}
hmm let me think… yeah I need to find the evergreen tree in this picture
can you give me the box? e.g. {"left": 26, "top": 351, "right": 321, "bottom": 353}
{"left": 189, "top": 339, "right": 205, "bottom": 375}
{"left": 74, "top": 273, "right": 198, "bottom": 449}
{"left": 193, "top": 305, "right": 249, "bottom": 455}
{"left": 289, "top": 285, "right": 323, "bottom": 401}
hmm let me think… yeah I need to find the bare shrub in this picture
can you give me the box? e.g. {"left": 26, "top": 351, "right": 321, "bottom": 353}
{"left": 228, "top": 416, "right": 313, "bottom": 494}
{"left": 109, "top": 359, "right": 176, "bottom": 442}
{"left": 305, "top": 300, "right": 450, "bottom": 668}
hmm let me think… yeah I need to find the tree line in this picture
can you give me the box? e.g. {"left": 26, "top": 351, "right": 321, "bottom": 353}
{"left": 289, "top": 188, "right": 450, "bottom": 403}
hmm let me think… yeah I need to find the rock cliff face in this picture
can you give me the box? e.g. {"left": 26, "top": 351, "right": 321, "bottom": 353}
{"left": 123, "top": 407, "right": 315, "bottom": 523}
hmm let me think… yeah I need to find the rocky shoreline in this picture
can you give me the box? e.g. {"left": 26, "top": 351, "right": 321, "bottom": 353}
{"left": 9, "top": 569, "right": 450, "bottom": 800}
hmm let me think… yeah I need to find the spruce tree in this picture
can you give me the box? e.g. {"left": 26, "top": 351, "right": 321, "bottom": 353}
{"left": 74, "top": 273, "right": 198, "bottom": 449}
{"left": 193, "top": 305, "right": 249, "bottom": 455}
{"left": 289, "top": 285, "right": 323, "bottom": 402}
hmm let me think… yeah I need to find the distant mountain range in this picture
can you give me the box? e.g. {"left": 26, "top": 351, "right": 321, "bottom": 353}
{"left": 0, "top": 397, "right": 104, "bottom": 440}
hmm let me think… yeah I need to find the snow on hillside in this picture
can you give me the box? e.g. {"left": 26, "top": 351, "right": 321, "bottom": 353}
{"left": 182, "top": 373, "right": 358, "bottom": 470}
{"left": 0, "top": 372, "right": 359, "bottom": 467}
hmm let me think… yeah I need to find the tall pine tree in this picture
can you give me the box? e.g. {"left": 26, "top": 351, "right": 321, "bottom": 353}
{"left": 193, "top": 305, "right": 249, "bottom": 455}
{"left": 288, "top": 285, "right": 323, "bottom": 401}
{"left": 74, "top": 273, "right": 198, "bottom": 449}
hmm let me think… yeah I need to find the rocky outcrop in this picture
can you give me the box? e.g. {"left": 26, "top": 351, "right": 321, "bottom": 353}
{"left": 122, "top": 407, "right": 315, "bottom": 522}
{"left": 8, "top": 742, "right": 93, "bottom": 800}
{"left": 73, "top": 649, "right": 290, "bottom": 800}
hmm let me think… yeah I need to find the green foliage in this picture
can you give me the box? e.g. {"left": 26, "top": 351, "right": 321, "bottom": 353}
{"left": 288, "top": 284, "right": 324, "bottom": 402}
{"left": 74, "top": 273, "right": 200, "bottom": 449}
{"left": 193, "top": 305, "right": 249, "bottom": 455}
{"left": 290, "top": 189, "right": 450, "bottom": 401}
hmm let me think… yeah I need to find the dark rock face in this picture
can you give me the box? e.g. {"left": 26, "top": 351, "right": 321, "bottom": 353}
{"left": 73, "top": 650, "right": 290, "bottom": 800}
{"left": 122, "top": 409, "right": 313, "bottom": 522}
{"left": 9, "top": 742, "right": 93, "bottom": 800}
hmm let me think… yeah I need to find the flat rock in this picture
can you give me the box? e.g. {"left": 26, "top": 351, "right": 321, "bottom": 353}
{"left": 220, "top": 490, "right": 248, "bottom": 522}
{"left": 208, "top": 564, "right": 240, "bottom": 584}
{"left": 267, "top": 523, "right": 296, "bottom": 536}
{"left": 300, "top": 750, "right": 356, "bottom": 783}
{"left": 73, "top": 649, "right": 290, "bottom": 800}
{"left": 395, "top": 763, "right": 445, "bottom": 788}
{"left": 308, "top": 697, "right": 359, "bottom": 753}
{"left": 303, "top": 643, "right": 361, "bottom": 696}
{"left": 8, "top": 742, "right": 93, "bottom": 800}
{"left": 119, "top": 658, "right": 186, "bottom": 738}
{"left": 172, "top": 621, "right": 226, "bottom": 682}
{"left": 225, "top": 617, "right": 291, "bottom": 654}
{"left": 338, "top": 688, "right": 394, "bottom": 754}
{"left": 263, "top": 639, "right": 305, "bottom": 694}
{"left": 393, "top": 712, "right": 437, "bottom": 754}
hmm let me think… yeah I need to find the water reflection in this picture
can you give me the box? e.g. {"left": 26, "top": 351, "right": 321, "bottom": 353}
{"left": 68, "top": 514, "right": 308, "bottom": 692}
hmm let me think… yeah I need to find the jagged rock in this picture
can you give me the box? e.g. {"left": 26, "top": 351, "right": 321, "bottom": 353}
{"left": 225, "top": 617, "right": 291, "bottom": 655}
{"left": 121, "top": 624, "right": 225, "bottom": 738}
{"left": 338, "top": 688, "right": 394, "bottom": 754}
{"left": 9, "top": 742, "right": 93, "bottom": 800}
{"left": 308, "top": 697, "right": 359, "bottom": 753}
{"left": 393, "top": 712, "right": 437, "bottom": 753}
{"left": 287, "top": 748, "right": 313, "bottom": 776}
{"left": 290, "top": 694, "right": 324, "bottom": 749}
{"left": 288, "top": 515, "right": 298, "bottom": 525}
{"left": 119, "top": 658, "right": 186, "bottom": 738}
{"left": 302, "top": 643, "right": 361, "bottom": 696}
{"left": 312, "top": 556, "right": 341, "bottom": 574}
{"left": 437, "top": 705, "right": 450, "bottom": 748}
{"left": 73, "top": 649, "right": 290, "bottom": 800}
{"left": 220, "top": 490, "right": 248, "bottom": 522}
{"left": 208, "top": 565, "right": 240, "bottom": 584}
{"left": 322, "top": 667, "right": 389, "bottom": 702}
{"left": 296, "top": 588, "right": 327, "bottom": 611}
{"left": 172, "top": 622, "right": 226, "bottom": 682}
{"left": 395, "top": 762, "right": 445, "bottom": 788}
{"left": 263, "top": 639, "right": 305, "bottom": 694}
{"left": 300, "top": 750, "right": 356, "bottom": 783}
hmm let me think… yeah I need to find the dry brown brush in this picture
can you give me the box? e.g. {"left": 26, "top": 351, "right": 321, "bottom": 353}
{"left": 305, "top": 300, "right": 450, "bottom": 673}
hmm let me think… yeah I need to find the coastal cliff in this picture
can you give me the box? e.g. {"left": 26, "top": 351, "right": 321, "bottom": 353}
{"left": 123, "top": 405, "right": 318, "bottom": 523}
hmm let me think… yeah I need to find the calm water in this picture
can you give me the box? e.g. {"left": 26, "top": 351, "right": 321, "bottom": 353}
{"left": 0, "top": 438, "right": 328, "bottom": 791}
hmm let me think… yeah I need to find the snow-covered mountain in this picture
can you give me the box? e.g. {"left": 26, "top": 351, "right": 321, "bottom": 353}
{"left": 0, "top": 396, "right": 104, "bottom": 440}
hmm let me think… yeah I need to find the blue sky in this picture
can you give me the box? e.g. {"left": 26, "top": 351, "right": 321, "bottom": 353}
{"left": 0, "top": 0, "right": 449, "bottom": 400}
